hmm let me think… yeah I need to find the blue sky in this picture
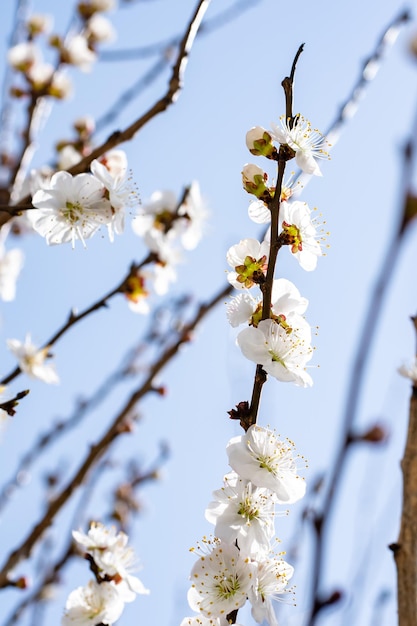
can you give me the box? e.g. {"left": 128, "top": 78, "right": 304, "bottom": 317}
{"left": 0, "top": 1, "right": 417, "bottom": 626}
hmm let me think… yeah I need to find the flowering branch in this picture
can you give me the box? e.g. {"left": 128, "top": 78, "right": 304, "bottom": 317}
{"left": 244, "top": 46, "right": 303, "bottom": 432}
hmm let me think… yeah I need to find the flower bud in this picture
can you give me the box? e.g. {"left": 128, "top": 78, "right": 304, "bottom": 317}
{"left": 74, "top": 115, "right": 95, "bottom": 137}
{"left": 241, "top": 164, "right": 271, "bottom": 199}
{"left": 246, "top": 126, "right": 275, "bottom": 157}
{"left": 27, "top": 14, "right": 53, "bottom": 36}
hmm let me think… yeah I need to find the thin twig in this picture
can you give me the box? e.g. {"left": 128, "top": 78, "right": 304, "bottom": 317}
{"left": 0, "top": 255, "right": 154, "bottom": 386}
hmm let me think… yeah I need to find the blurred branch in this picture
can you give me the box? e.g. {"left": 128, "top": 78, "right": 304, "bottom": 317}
{"left": 305, "top": 13, "right": 415, "bottom": 623}
{"left": 0, "top": 366, "right": 129, "bottom": 513}
{"left": 100, "top": 0, "right": 262, "bottom": 62}
{"left": 0, "top": 255, "right": 155, "bottom": 386}
{"left": 2, "top": 456, "right": 113, "bottom": 626}
{"left": 325, "top": 9, "right": 411, "bottom": 148}
{"left": 0, "top": 278, "right": 232, "bottom": 588}
{"left": 0, "top": 292, "right": 186, "bottom": 513}
{"left": 0, "top": 389, "right": 29, "bottom": 417}
{"left": 95, "top": 56, "right": 168, "bottom": 133}
{"left": 0, "top": 0, "right": 31, "bottom": 182}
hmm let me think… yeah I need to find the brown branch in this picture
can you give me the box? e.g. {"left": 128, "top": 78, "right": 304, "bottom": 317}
{"left": 0, "top": 279, "right": 232, "bottom": 587}
{"left": 393, "top": 316, "right": 417, "bottom": 625}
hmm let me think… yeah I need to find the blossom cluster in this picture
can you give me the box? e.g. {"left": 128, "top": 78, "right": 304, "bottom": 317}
{"left": 7, "top": 1, "right": 116, "bottom": 100}
{"left": 62, "top": 521, "right": 149, "bottom": 626}
{"left": 126, "top": 182, "right": 208, "bottom": 313}
{"left": 182, "top": 425, "right": 305, "bottom": 626}
{"left": 182, "top": 110, "right": 329, "bottom": 626}
{"left": 226, "top": 115, "right": 329, "bottom": 388}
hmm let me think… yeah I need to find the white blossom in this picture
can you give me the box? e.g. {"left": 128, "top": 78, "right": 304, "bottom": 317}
{"left": 90, "top": 158, "right": 136, "bottom": 241}
{"left": 72, "top": 522, "right": 149, "bottom": 599}
{"left": 205, "top": 472, "right": 276, "bottom": 557}
{"left": 248, "top": 174, "right": 299, "bottom": 224}
{"left": 226, "top": 278, "right": 308, "bottom": 328}
{"left": 62, "top": 579, "right": 124, "bottom": 626}
{"left": 226, "top": 425, "right": 306, "bottom": 503}
{"left": 226, "top": 238, "right": 269, "bottom": 290}
{"left": 237, "top": 317, "right": 313, "bottom": 387}
{"left": 7, "top": 334, "right": 59, "bottom": 384}
{"left": 249, "top": 557, "right": 294, "bottom": 626}
{"left": 29, "top": 171, "right": 113, "bottom": 247}
{"left": 188, "top": 539, "right": 255, "bottom": 618}
{"left": 132, "top": 184, "right": 207, "bottom": 251}
{"left": 270, "top": 114, "right": 329, "bottom": 176}
{"left": 278, "top": 200, "right": 323, "bottom": 271}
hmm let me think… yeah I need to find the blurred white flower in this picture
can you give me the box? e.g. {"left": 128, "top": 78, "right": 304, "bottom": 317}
{"left": 7, "top": 334, "right": 59, "bottom": 384}
{"left": 7, "top": 42, "right": 39, "bottom": 72}
{"left": 27, "top": 14, "right": 53, "bottom": 36}
{"left": 86, "top": 13, "right": 116, "bottom": 43}
{"left": 48, "top": 71, "right": 72, "bottom": 99}
{"left": 62, "top": 579, "right": 124, "bottom": 626}
{"left": 63, "top": 35, "right": 97, "bottom": 72}
{"left": 398, "top": 359, "right": 417, "bottom": 383}
{"left": 0, "top": 244, "right": 24, "bottom": 301}
{"left": 57, "top": 145, "right": 83, "bottom": 170}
